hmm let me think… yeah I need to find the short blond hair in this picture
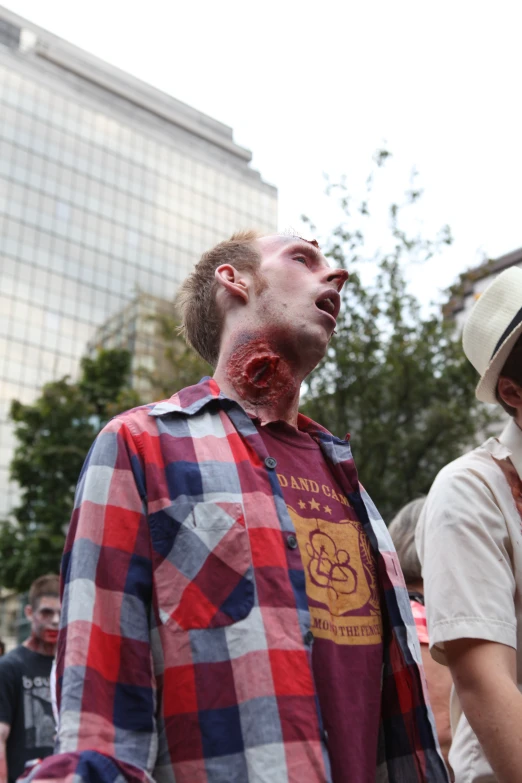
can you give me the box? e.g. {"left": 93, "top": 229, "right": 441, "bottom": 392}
{"left": 388, "top": 498, "right": 425, "bottom": 583}
{"left": 176, "top": 230, "right": 264, "bottom": 366}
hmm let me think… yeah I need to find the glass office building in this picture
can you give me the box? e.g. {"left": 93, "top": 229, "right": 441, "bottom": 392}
{"left": 0, "top": 7, "right": 278, "bottom": 519}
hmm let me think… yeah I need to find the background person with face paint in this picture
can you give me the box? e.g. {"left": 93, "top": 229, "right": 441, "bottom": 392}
{"left": 0, "top": 575, "right": 60, "bottom": 783}
{"left": 23, "top": 232, "right": 447, "bottom": 783}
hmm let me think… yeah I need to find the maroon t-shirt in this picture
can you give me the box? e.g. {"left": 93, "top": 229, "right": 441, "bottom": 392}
{"left": 256, "top": 420, "right": 383, "bottom": 783}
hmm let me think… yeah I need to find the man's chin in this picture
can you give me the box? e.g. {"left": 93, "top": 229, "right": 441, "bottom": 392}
{"left": 261, "top": 322, "right": 329, "bottom": 370}
{"left": 298, "top": 332, "right": 330, "bottom": 370}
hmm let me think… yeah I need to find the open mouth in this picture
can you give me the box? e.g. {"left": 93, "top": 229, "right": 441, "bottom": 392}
{"left": 315, "top": 290, "right": 341, "bottom": 322}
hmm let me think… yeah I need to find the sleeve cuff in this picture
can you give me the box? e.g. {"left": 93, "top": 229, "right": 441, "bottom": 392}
{"left": 20, "top": 751, "right": 153, "bottom": 783}
{"left": 429, "top": 617, "right": 517, "bottom": 665}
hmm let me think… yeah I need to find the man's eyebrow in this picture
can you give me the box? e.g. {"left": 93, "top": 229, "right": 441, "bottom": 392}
{"left": 283, "top": 241, "right": 323, "bottom": 263}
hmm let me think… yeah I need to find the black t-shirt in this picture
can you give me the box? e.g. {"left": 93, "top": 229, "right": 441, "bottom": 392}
{"left": 0, "top": 646, "right": 55, "bottom": 783}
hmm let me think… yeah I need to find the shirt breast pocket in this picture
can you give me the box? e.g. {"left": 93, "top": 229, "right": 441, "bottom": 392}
{"left": 149, "top": 500, "right": 254, "bottom": 630}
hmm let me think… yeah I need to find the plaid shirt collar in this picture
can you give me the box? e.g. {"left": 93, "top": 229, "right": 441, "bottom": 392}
{"left": 149, "top": 376, "right": 338, "bottom": 442}
{"left": 149, "top": 376, "right": 224, "bottom": 417}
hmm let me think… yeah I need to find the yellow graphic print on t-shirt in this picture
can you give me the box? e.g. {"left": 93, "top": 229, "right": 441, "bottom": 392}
{"left": 278, "top": 468, "right": 383, "bottom": 647}
{"left": 289, "top": 508, "right": 382, "bottom": 646}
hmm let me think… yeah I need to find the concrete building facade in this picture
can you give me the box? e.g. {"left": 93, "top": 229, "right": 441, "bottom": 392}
{"left": 444, "top": 247, "right": 522, "bottom": 331}
{"left": 0, "top": 6, "right": 278, "bottom": 519}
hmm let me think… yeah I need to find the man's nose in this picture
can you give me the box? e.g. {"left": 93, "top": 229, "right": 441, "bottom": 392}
{"left": 325, "top": 268, "right": 349, "bottom": 292}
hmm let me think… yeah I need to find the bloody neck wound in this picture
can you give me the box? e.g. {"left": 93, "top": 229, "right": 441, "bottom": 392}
{"left": 225, "top": 337, "right": 299, "bottom": 411}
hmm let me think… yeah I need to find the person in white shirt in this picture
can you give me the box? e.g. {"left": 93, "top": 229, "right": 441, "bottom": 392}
{"left": 417, "top": 266, "right": 522, "bottom": 783}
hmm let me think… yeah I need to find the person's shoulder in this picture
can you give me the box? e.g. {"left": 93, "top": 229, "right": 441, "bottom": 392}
{"left": 100, "top": 399, "right": 171, "bottom": 437}
{"left": 421, "top": 442, "right": 510, "bottom": 530}
{"left": 103, "top": 380, "right": 220, "bottom": 438}
{"left": 0, "top": 645, "right": 26, "bottom": 673}
{"left": 417, "top": 445, "right": 506, "bottom": 561}
{"left": 432, "top": 441, "right": 501, "bottom": 487}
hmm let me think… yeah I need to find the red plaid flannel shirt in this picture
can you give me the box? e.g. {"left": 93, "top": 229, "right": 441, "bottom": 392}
{"left": 25, "top": 379, "right": 448, "bottom": 783}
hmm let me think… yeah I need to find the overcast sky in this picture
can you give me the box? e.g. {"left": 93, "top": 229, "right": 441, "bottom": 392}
{"left": 4, "top": 0, "right": 522, "bottom": 306}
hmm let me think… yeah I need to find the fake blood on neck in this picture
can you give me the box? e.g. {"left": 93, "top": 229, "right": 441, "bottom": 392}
{"left": 225, "top": 336, "right": 298, "bottom": 410}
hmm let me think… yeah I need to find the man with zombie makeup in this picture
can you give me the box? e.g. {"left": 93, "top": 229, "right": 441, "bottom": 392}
{"left": 26, "top": 233, "right": 447, "bottom": 783}
{"left": 0, "top": 575, "right": 59, "bottom": 783}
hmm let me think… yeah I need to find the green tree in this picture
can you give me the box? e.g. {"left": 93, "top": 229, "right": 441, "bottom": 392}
{"left": 137, "top": 312, "right": 212, "bottom": 399}
{"left": 0, "top": 349, "right": 139, "bottom": 590}
{"left": 301, "top": 151, "right": 499, "bottom": 521}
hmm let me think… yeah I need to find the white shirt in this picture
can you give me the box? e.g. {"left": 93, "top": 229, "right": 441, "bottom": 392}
{"left": 416, "top": 418, "right": 522, "bottom": 783}
{"left": 50, "top": 657, "right": 58, "bottom": 727}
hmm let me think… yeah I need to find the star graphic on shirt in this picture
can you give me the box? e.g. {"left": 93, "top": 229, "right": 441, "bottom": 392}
{"left": 323, "top": 505, "right": 332, "bottom": 514}
{"left": 309, "top": 498, "right": 320, "bottom": 511}
{"left": 298, "top": 499, "right": 307, "bottom": 509}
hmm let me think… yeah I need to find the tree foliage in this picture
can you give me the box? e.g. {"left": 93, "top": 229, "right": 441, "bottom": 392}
{"left": 137, "top": 312, "right": 211, "bottom": 399}
{"left": 301, "top": 151, "right": 499, "bottom": 522}
{"left": 0, "top": 349, "right": 139, "bottom": 590}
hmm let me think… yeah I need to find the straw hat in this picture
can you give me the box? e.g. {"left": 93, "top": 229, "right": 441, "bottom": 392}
{"left": 462, "top": 267, "right": 522, "bottom": 404}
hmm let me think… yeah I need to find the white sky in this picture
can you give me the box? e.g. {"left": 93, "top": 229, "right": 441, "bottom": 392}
{"left": 4, "top": 0, "right": 522, "bottom": 306}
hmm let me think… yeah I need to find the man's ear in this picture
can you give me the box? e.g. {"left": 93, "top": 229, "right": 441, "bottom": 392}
{"left": 214, "top": 264, "right": 250, "bottom": 304}
{"left": 497, "top": 376, "right": 522, "bottom": 410}
{"left": 24, "top": 604, "right": 33, "bottom": 621}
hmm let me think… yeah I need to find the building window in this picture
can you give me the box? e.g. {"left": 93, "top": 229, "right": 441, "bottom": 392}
{"left": 0, "top": 18, "right": 21, "bottom": 49}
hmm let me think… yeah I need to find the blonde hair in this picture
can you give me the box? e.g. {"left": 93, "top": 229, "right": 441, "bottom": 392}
{"left": 176, "top": 230, "right": 264, "bottom": 366}
{"left": 388, "top": 498, "right": 425, "bottom": 583}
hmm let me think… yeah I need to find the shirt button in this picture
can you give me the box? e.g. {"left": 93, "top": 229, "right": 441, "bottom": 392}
{"left": 304, "top": 630, "right": 314, "bottom": 646}
{"left": 323, "top": 729, "right": 329, "bottom": 744}
{"left": 265, "top": 456, "right": 277, "bottom": 470}
{"left": 287, "top": 534, "right": 298, "bottom": 549}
